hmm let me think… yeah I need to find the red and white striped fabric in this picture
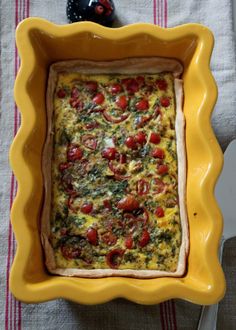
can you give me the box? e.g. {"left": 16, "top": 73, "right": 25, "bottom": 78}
{"left": 1, "top": 1, "right": 235, "bottom": 329}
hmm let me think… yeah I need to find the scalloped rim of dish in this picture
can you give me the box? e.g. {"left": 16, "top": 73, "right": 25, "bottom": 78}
{"left": 10, "top": 18, "right": 225, "bottom": 305}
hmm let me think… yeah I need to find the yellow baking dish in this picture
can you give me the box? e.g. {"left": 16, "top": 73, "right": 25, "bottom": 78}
{"left": 10, "top": 18, "right": 225, "bottom": 304}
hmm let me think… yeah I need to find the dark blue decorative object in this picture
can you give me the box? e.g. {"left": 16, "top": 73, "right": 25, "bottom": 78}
{"left": 67, "top": 0, "right": 115, "bottom": 27}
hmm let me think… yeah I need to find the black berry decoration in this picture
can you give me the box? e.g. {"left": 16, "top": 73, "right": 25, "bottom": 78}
{"left": 67, "top": 0, "right": 115, "bottom": 27}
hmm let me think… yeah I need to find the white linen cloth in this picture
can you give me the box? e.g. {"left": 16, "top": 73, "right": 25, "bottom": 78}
{"left": 0, "top": 0, "right": 235, "bottom": 329}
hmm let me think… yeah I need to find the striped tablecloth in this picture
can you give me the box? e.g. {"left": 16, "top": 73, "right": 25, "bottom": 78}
{"left": 0, "top": 0, "right": 236, "bottom": 329}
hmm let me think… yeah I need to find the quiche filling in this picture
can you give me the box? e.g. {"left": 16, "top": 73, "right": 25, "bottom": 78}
{"left": 49, "top": 72, "right": 182, "bottom": 271}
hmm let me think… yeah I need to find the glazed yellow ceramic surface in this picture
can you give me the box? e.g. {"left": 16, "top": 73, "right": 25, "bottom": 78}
{"left": 10, "top": 18, "right": 225, "bottom": 304}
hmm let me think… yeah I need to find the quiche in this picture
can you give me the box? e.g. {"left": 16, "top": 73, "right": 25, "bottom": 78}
{"left": 41, "top": 58, "right": 189, "bottom": 278}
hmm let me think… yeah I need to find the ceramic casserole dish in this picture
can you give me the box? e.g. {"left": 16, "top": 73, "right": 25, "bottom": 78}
{"left": 10, "top": 18, "right": 225, "bottom": 304}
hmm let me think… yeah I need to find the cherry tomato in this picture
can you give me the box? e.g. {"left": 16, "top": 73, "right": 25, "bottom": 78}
{"left": 117, "top": 195, "right": 139, "bottom": 211}
{"left": 81, "top": 202, "right": 93, "bottom": 214}
{"left": 125, "top": 236, "right": 133, "bottom": 249}
{"left": 93, "top": 93, "right": 105, "bottom": 105}
{"left": 150, "top": 132, "right": 161, "bottom": 144}
{"left": 135, "top": 99, "right": 149, "bottom": 111}
{"left": 120, "top": 154, "right": 127, "bottom": 164}
{"left": 125, "top": 136, "right": 137, "bottom": 149}
{"left": 157, "top": 164, "right": 169, "bottom": 175}
{"left": 67, "top": 144, "right": 83, "bottom": 161}
{"left": 116, "top": 95, "right": 128, "bottom": 109}
{"left": 103, "top": 199, "right": 112, "bottom": 210}
{"left": 85, "top": 81, "right": 98, "bottom": 92}
{"left": 101, "top": 147, "right": 117, "bottom": 160}
{"left": 106, "top": 249, "right": 125, "bottom": 268}
{"left": 101, "top": 232, "right": 117, "bottom": 246}
{"left": 81, "top": 134, "right": 97, "bottom": 150}
{"left": 136, "top": 179, "right": 150, "bottom": 195}
{"left": 110, "top": 83, "right": 122, "bottom": 94}
{"left": 71, "top": 87, "right": 79, "bottom": 98}
{"left": 152, "top": 148, "right": 165, "bottom": 159}
{"left": 61, "top": 245, "right": 81, "bottom": 259}
{"left": 155, "top": 206, "right": 164, "bottom": 217}
{"left": 134, "top": 131, "right": 146, "bottom": 145}
{"left": 86, "top": 228, "right": 98, "bottom": 245}
{"left": 156, "top": 79, "right": 168, "bottom": 91}
{"left": 160, "top": 97, "right": 170, "bottom": 107}
{"left": 57, "top": 88, "right": 66, "bottom": 98}
{"left": 139, "top": 230, "right": 150, "bottom": 247}
{"left": 122, "top": 78, "right": 139, "bottom": 94}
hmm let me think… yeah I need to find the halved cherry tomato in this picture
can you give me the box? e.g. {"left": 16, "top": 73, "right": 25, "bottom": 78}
{"left": 136, "top": 179, "right": 150, "bottom": 195}
{"left": 67, "top": 144, "right": 83, "bottom": 161}
{"left": 61, "top": 245, "right": 81, "bottom": 259}
{"left": 71, "top": 87, "right": 79, "bottom": 98}
{"left": 101, "top": 232, "right": 117, "bottom": 246}
{"left": 102, "top": 147, "right": 117, "bottom": 160}
{"left": 106, "top": 249, "right": 125, "bottom": 268}
{"left": 150, "top": 132, "right": 161, "bottom": 144}
{"left": 86, "top": 228, "right": 98, "bottom": 245}
{"left": 156, "top": 79, "right": 168, "bottom": 91}
{"left": 135, "top": 99, "right": 149, "bottom": 111}
{"left": 102, "top": 110, "right": 130, "bottom": 123}
{"left": 157, "top": 164, "right": 169, "bottom": 175}
{"left": 122, "top": 78, "right": 139, "bottom": 94}
{"left": 81, "top": 202, "right": 93, "bottom": 214}
{"left": 85, "top": 81, "right": 98, "bottom": 92}
{"left": 110, "top": 83, "right": 122, "bottom": 94}
{"left": 160, "top": 97, "right": 170, "bottom": 107}
{"left": 134, "top": 131, "right": 146, "bottom": 145}
{"left": 155, "top": 206, "right": 164, "bottom": 217}
{"left": 57, "top": 88, "right": 66, "bottom": 98}
{"left": 116, "top": 95, "right": 128, "bottom": 109}
{"left": 125, "top": 236, "right": 133, "bottom": 249}
{"left": 81, "top": 134, "right": 97, "bottom": 150}
{"left": 93, "top": 93, "right": 105, "bottom": 104}
{"left": 152, "top": 148, "right": 165, "bottom": 159}
{"left": 117, "top": 195, "right": 139, "bottom": 211}
{"left": 125, "top": 136, "right": 137, "bottom": 149}
{"left": 139, "top": 230, "right": 150, "bottom": 247}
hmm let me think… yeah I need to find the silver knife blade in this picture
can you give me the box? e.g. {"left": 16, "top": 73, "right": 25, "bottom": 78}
{"left": 215, "top": 140, "right": 236, "bottom": 240}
